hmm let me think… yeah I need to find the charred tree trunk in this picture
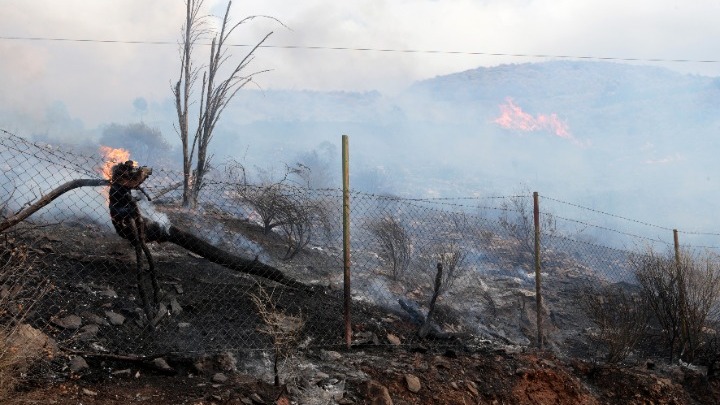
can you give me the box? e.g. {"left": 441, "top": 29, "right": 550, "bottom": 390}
{"left": 419, "top": 263, "right": 443, "bottom": 339}
{"left": 145, "top": 221, "right": 306, "bottom": 290}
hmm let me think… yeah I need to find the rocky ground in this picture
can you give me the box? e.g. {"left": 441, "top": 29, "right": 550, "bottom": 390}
{"left": 3, "top": 217, "right": 720, "bottom": 404}
{"left": 12, "top": 338, "right": 720, "bottom": 404}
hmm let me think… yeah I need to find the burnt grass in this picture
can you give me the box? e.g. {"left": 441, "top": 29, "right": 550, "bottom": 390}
{"left": 6, "top": 218, "right": 720, "bottom": 404}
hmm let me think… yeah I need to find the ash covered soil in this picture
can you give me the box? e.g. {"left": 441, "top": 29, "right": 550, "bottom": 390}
{"left": 7, "top": 219, "right": 720, "bottom": 405}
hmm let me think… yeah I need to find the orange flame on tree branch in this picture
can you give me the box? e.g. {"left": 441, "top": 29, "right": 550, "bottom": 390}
{"left": 99, "top": 146, "right": 131, "bottom": 179}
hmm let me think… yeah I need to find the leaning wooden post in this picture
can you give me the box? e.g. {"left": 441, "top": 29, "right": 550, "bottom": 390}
{"left": 533, "top": 191, "right": 543, "bottom": 349}
{"left": 342, "top": 135, "right": 352, "bottom": 349}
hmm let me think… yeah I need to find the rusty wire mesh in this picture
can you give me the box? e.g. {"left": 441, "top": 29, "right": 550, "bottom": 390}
{"left": 2, "top": 129, "right": 720, "bottom": 364}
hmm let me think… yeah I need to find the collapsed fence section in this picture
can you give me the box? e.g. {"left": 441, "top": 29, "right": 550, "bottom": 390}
{"left": 2, "top": 129, "right": 720, "bottom": 369}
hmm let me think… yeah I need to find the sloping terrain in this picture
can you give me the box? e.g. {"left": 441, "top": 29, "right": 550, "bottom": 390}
{"left": 4, "top": 220, "right": 720, "bottom": 404}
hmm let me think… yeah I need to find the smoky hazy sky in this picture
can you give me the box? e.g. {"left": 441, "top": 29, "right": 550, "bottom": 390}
{"left": 1, "top": 0, "right": 719, "bottom": 126}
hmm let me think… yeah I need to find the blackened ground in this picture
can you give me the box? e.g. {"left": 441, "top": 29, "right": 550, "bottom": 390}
{"left": 5, "top": 221, "right": 720, "bottom": 404}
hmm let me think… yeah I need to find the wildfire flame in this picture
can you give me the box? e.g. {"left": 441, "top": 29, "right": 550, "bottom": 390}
{"left": 99, "top": 146, "right": 131, "bottom": 179}
{"left": 494, "top": 98, "right": 582, "bottom": 145}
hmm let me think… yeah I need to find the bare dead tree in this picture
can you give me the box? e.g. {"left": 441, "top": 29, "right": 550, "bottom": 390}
{"left": 173, "top": 0, "right": 278, "bottom": 208}
{"left": 425, "top": 240, "right": 468, "bottom": 294}
{"left": 368, "top": 216, "right": 412, "bottom": 281}
{"left": 632, "top": 248, "right": 720, "bottom": 362}
{"left": 580, "top": 284, "right": 650, "bottom": 363}
{"left": 228, "top": 162, "right": 332, "bottom": 260}
{"left": 679, "top": 251, "right": 720, "bottom": 361}
{"left": 418, "top": 263, "right": 443, "bottom": 338}
{"left": 278, "top": 197, "right": 331, "bottom": 260}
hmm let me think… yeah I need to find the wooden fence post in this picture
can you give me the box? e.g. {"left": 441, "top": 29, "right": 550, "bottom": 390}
{"left": 533, "top": 191, "right": 543, "bottom": 349}
{"left": 674, "top": 228, "right": 689, "bottom": 358}
{"left": 342, "top": 135, "right": 352, "bottom": 349}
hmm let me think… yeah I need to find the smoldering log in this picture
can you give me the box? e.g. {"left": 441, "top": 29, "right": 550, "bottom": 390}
{"left": 144, "top": 221, "right": 307, "bottom": 289}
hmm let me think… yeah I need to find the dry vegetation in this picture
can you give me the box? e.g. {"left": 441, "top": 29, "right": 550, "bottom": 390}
{"left": 0, "top": 235, "right": 52, "bottom": 401}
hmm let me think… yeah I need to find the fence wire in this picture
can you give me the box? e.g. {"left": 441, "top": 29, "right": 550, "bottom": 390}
{"left": 2, "top": 129, "right": 720, "bottom": 366}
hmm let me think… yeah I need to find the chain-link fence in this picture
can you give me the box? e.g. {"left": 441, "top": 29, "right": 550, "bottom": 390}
{"left": 2, "top": 129, "right": 720, "bottom": 366}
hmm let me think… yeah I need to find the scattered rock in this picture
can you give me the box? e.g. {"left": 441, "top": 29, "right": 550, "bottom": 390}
{"left": 111, "top": 369, "right": 132, "bottom": 376}
{"left": 170, "top": 297, "right": 183, "bottom": 315}
{"left": 153, "top": 303, "right": 169, "bottom": 324}
{"left": 8, "top": 323, "right": 58, "bottom": 358}
{"left": 104, "top": 310, "right": 126, "bottom": 326}
{"left": 364, "top": 380, "right": 393, "bottom": 405}
{"left": 69, "top": 356, "right": 89, "bottom": 373}
{"left": 466, "top": 381, "right": 479, "bottom": 397}
{"left": 320, "top": 350, "right": 343, "bottom": 362}
{"left": 353, "top": 331, "right": 379, "bottom": 345}
{"left": 405, "top": 374, "right": 421, "bottom": 393}
{"left": 249, "top": 393, "right": 264, "bottom": 403}
{"left": 212, "top": 373, "right": 228, "bottom": 383}
{"left": 77, "top": 324, "right": 100, "bottom": 340}
{"left": 99, "top": 289, "right": 118, "bottom": 298}
{"left": 81, "top": 311, "right": 109, "bottom": 326}
{"left": 178, "top": 322, "right": 191, "bottom": 328}
{"left": 81, "top": 388, "right": 97, "bottom": 396}
{"left": 90, "top": 342, "right": 109, "bottom": 352}
{"left": 53, "top": 314, "right": 82, "bottom": 330}
{"left": 387, "top": 333, "right": 401, "bottom": 346}
{"left": 172, "top": 283, "right": 184, "bottom": 294}
{"left": 152, "top": 357, "right": 174, "bottom": 373}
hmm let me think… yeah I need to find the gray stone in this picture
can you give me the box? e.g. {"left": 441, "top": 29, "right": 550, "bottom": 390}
{"left": 212, "top": 372, "right": 228, "bottom": 383}
{"left": 81, "top": 311, "right": 109, "bottom": 326}
{"left": 69, "top": 356, "right": 89, "bottom": 373}
{"left": 104, "top": 310, "right": 125, "bottom": 326}
{"left": 387, "top": 333, "right": 401, "bottom": 346}
{"left": 53, "top": 314, "right": 82, "bottom": 330}
{"left": 99, "top": 289, "right": 118, "bottom": 298}
{"left": 320, "top": 350, "right": 343, "bottom": 362}
{"left": 77, "top": 324, "right": 100, "bottom": 340}
{"left": 152, "top": 357, "right": 174, "bottom": 372}
{"left": 170, "top": 297, "right": 183, "bottom": 315}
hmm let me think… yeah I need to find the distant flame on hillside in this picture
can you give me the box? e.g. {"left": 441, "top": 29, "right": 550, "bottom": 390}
{"left": 494, "top": 98, "right": 581, "bottom": 145}
{"left": 99, "top": 146, "right": 131, "bottom": 179}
